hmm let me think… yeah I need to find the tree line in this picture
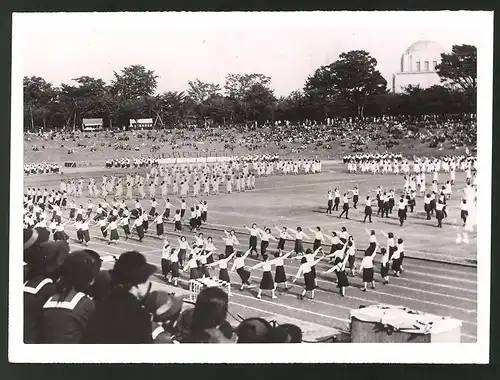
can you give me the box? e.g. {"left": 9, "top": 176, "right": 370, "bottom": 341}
{"left": 23, "top": 44, "right": 476, "bottom": 130}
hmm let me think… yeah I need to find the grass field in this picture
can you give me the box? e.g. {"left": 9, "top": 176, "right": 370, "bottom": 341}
{"left": 23, "top": 161, "right": 478, "bottom": 342}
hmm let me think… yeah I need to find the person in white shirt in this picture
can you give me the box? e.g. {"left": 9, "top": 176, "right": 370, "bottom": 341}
{"left": 207, "top": 249, "right": 236, "bottom": 283}
{"left": 380, "top": 247, "right": 390, "bottom": 284}
{"left": 244, "top": 224, "right": 260, "bottom": 257}
{"left": 222, "top": 229, "right": 240, "bottom": 257}
{"left": 460, "top": 198, "right": 468, "bottom": 226}
{"left": 272, "top": 249, "right": 294, "bottom": 290}
{"left": 349, "top": 186, "right": 359, "bottom": 209}
{"left": 121, "top": 214, "right": 130, "bottom": 239}
{"left": 250, "top": 254, "right": 281, "bottom": 299}
{"left": 397, "top": 197, "right": 407, "bottom": 227}
{"left": 435, "top": 200, "right": 445, "bottom": 228}
{"left": 363, "top": 195, "right": 373, "bottom": 223}
{"left": 173, "top": 210, "right": 182, "bottom": 232}
{"left": 339, "top": 193, "right": 350, "bottom": 219}
{"left": 293, "top": 227, "right": 310, "bottom": 256}
{"left": 257, "top": 227, "right": 277, "bottom": 257}
{"left": 163, "top": 198, "right": 172, "bottom": 220}
{"left": 322, "top": 252, "right": 350, "bottom": 297}
{"left": 274, "top": 226, "right": 292, "bottom": 254}
{"left": 105, "top": 218, "right": 120, "bottom": 244}
{"left": 134, "top": 214, "right": 145, "bottom": 242}
{"left": 326, "top": 189, "right": 333, "bottom": 214}
{"left": 80, "top": 219, "right": 91, "bottom": 246}
{"left": 345, "top": 238, "right": 357, "bottom": 277}
{"left": 293, "top": 251, "right": 325, "bottom": 300}
{"left": 230, "top": 249, "right": 253, "bottom": 290}
{"left": 359, "top": 248, "right": 377, "bottom": 291}
{"left": 309, "top": 226, "right": 325, "bottom": 251}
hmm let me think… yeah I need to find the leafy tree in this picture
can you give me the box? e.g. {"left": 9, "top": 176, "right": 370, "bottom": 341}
{"left": 304, "top": 50, "right": 387, "bottom": 118}
{"left": 187, "top": 79, "right": 221, "bottom": 104}
{"left": 23, "top": 76, "right": 57, "bottom": 130}
{"left": 436, "top": 44, "right": 477, "bottom": 93}
{"left": 111, "top": 64, "right": 159, "bottom": 100}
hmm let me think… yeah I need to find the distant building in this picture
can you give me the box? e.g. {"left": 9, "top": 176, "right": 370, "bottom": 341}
{"left": 392, "top": 40, "right": 446, "bottom": 93}
{"left": 82, "top": 118, "right": 103, "bottom": 131}
{"left": 129, "top": 118, "right": 154, "bottom": 129}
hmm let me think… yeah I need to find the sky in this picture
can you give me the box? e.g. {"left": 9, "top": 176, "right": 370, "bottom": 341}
{"left": 15, "top": 12, "right": 487, "bottom": 97}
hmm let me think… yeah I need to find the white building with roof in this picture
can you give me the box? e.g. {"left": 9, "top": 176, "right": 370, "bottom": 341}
{"left": 82, "top": 118, "right": 103, "bottom": 131}
{"left": 392, "top": 40, "right": 447, "bottom": 93}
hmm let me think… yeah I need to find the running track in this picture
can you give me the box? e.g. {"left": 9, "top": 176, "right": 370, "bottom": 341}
{"left": 67, "top": 220, "right": 477, "bottom": 343}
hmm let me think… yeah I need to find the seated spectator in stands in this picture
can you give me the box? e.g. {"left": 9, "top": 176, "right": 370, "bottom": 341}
{"left": 87, "top": 269, "right": 113, "bottom": 303}
{"left": 40, "top": 250, "right": 101, "bottom": 343}
{"left": 279, "top": 323, "right": 303, "bottom": 343}
{"left": 81, "top": 251, "right": 156, "bottom": 344}
{"left": 144, "top": 290, "right": 183, "bottom": 344}
{"left": 23, "top": 238, "right": 69, "bottom": 343}
{"left": 235, "top": 318, "right": 274, "bottom": 343}
{"left": 181, "top": 287, "right": 236, "bottom": 343}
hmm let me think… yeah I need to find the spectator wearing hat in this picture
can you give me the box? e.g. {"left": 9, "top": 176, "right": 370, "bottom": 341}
{"left": 182, "top": 287, "right": 235, "bottom": 343}
{"left": 23, "top": 240, "right": 69, "bottom": 343}
{"left": 235, "top": 317, "right": 274, "bottom": 343}
{"left": 81, "top": 251, "right": 156, "bottom": 344}
{"left": 40, "top": 250, "right": 101, "bottom": 343}
{"left": 143, "top": 290, "right": 183, "bottom": 343}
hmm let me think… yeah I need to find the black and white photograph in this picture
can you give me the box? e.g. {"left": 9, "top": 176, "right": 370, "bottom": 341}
{"left": 10, "top": 11, "right": 492, "bottom": 363}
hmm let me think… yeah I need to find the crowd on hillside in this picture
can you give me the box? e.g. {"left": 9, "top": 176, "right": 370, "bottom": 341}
{"left": 24, "top": 113, "right": 476, "bottom": 160}
{"left": 23, "top": 234, "right": 305, "bottom": 344}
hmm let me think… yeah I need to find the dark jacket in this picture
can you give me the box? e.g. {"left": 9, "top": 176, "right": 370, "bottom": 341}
{"left": 41, "top": 289, "right": 95, "bottom": 343}
{"left": 81, "top": 288, "right": 153, "bottom": 344}
{"left": 24, "top": 276, "right": 57, "bottom": 343}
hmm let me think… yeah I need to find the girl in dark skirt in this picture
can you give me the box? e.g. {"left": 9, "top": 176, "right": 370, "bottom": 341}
{"left": 121, "top": 215, "right": 131, "bottom": 240}
{"left": 381, "top": 231, "right": 396, "bottom": 259}
{"left": 322, "top": 254, "right": 350, "bottom": 297}
{"left": 189, "top": 207, "right": 197, "bottom": 231}
{"left": 274, "top": 226, "right": 292, "bottom": 255}
{"left": 222, "top": 229, "right": 239, "bottom": 257}
{"left": 293, "top": 227, "right": 309, "bottom": 256}
{"left": 198, "top": 250, "right": 214, "bottom": 278}
{"left": 174, "top": 210, "right": 182, "bottom": 232}
{"left": 80, "top": 220, "right": 91, "bottom": 247}
{"left": 53, "top": 223, "right": 69, "bottom": 241}
{"left": 106, "top": 219, "right": 120, "bottom": 245}
{"left": 398, "top": 238, "right": 405, "bottom": 273}
{"left": 74, "top": 221, "right": 84, "bottom": 243}
{"left": 149, "top": 198, "right": 157, "bottom": 217}
{"left": 61, "top": 192, "right": 67, "bottom": 208}
{"left": 359, "top": 248, "right": 377, "bottom": 291}
{"left": 154, "top": 213, "right": 164, "bottom": 236}
{"left": 250, "top": 255, "right": 277, "bottom": 299}
{"left": 308, "top": 226, "right": 325, "bottom": 251}
{"left": 273, "top": 250, "right": 294, "bottom": 290}
{"left": 204, "top": 236, "right": 216, "bottom": 265}
{"left": 163, "top": 198, "right": 171, "bottom": 220}
{"left": 208, "top": 251, "right": 237, "bottom": 283}
{"left": 134, "top": 216, "right": 145, "bottom": 242}
{"left": 230, "top": 249, "right": 252, "bottom": 290}
{"left": 345, "top": 238, "right": 357, "bottom": 277}
{"left": 257, "top": 227, "right": 276, "bottom": 258}
{"left": 293, "top": 253, "right": 324, "bottom": 300}
{"left": 183, "top": 252, "right": 202, "bottom": 280}
{"left": 380, "top": 248, "right": 390, "bottom": 284}
{"left": 363, "top": 196, "right": 373, "bottom": 223}
{"left": 460, "top": 199, "right": 468, "bottom": 226}
{"left": 98, "top": 218, "right": 108, "bottom": 238}
{"left": 244, "top": 224, "right": 259, "bottom": 257}
{"left": 177, "top": 236, "right": 191, "bottom": 266}
{"left": 364, "top": 228, "right": 379, "bottom": 256}
{"left": 161, "top": 241, "right": 172, "bottom": 279}
{"left": 169, "top": 248, "right": 180, "bottom": 286}
{"left": 68, "top": 201, "right": 76, "bottom": 220}
{"left": 142, "top": 211, "right": 149, "bottom": 233}
{"left": 195, "top": 206, "right": 202, "bottom": 228}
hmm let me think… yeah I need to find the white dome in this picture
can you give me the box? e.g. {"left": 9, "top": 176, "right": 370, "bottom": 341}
{"left": 403, "top": 40, "right": 445, "bottom": 54}
{"left": 399, "top": 40, "right": 445, "bottom": 74}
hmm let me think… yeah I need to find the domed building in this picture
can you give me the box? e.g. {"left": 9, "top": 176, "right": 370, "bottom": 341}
{"left": 392, "top": 40, "right": 446, "bottom": 93}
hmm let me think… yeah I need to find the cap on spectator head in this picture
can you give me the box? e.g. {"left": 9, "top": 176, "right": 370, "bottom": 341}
{"left": 235, "top": 318, "right": 273, "bottom": 343}
{"left": 62, "top": 250, "right": 102, "bottom": 289}
{"left": 26, "top": 240, "right": 70, "bottom": 275}
{"left": 279, "top": 324, "right": 303, "bottom": 343}
{"left": 144, "top": 291, "right": 183, "bottom": 323}
{"left": 110, "top": 251, "right": 156, "bottom": 286}
{"left": 24, "top": 227, "right": 51, "bottom": 261}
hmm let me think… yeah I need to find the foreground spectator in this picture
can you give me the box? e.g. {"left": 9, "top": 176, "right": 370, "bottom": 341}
{"left": 23, "top": 239, "right": 69, "bottom": 343}
{"left": 144, "top": 290, "right": 183, "bottom": 343}
{"left": 81, "top": 251, "right": 156, "bottom": 344}
{"left": 181, "top": 287, "right": 236, "bottom": 343}
{"left": 41, "top": 250, "right": 101, "bottom": 343}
